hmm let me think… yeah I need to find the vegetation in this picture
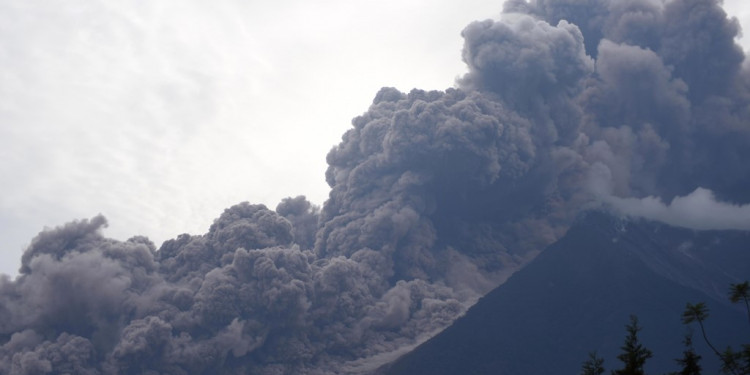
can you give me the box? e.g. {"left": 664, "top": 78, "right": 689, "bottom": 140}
{"left": 682, "top": 302, "right": 723, "bottom": 364}
{"left": 730, "top": 282, "right": 750, "bottom": 324}
{"left": 581, "top": 352, "right": 606, "bottom": 375}
{"left": 581, "top": 281, "right": 749, "bottom": 375}
{"left": 671, "top": 331, "right": 702, "bottom": 375}
{"left": 612, "top": 316, "right": 653, "bottom": 375}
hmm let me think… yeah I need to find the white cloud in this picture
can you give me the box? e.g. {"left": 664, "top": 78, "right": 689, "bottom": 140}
{"left": 605, "top": 187, "right": 750, "bottom": 231}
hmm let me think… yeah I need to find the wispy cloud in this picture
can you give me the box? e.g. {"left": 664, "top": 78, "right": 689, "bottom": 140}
{"left": 604, "top": 187, "right": 750, "bottom": 230}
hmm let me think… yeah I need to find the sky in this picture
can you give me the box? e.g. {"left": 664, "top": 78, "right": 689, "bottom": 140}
{"left": 1, "top": 0, "right": 749, "bottom": 278}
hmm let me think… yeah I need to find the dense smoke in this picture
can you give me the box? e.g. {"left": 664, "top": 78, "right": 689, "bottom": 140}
{"left": 2, "top": 0, "right": 750, "bottom": 373}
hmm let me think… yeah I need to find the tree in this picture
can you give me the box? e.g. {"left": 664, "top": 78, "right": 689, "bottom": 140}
{"left": 726, "top": 281, "right": 750, "bottom": 374}
{"left": 584, "top": 281, "right": 750, "bottom": 375}
{"left": 729, "top": 281, "right": 750, "bottom": 324}
{"left": 682, "top": 302, "right": 743, "bottom": 375}
{"left": 720, "top": 346, "right": 750, "bottom": 375}
{"left": 612, "top": 315, "right": 653, "bottom": 375}
{"left": 682, "top": 302, "right": 723, "bottom": 360}
{"left": 671, "top": 331, "right": 702, "bottom": 375}
{"left": 581, "top": 351, "right": 606, "bottom": 375}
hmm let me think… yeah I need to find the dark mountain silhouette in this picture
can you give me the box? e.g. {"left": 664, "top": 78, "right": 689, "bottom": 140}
{"left": 382, "top": 211, "right": 750, "bottom": 375}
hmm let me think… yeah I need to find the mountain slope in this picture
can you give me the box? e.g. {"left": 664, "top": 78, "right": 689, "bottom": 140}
{"left": 383, "top": 212, "right": 750, "bottom": 375}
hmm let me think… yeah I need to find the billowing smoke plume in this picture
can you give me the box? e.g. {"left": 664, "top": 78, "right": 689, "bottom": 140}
{"left": 2, "top": 0, "right": 750, "bottom": 373}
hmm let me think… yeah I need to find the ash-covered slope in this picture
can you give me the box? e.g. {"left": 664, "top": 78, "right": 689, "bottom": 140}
{"left": 383, "top": 211, "right": 750, "bottom": 375}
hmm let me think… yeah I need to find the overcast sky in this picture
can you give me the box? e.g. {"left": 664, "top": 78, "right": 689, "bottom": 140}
{"left": 1, "top": 0, "right": 748, "bottom": 277}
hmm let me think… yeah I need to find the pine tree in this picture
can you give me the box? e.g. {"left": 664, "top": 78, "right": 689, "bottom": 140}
{"left": 672, "top": 331, "right": 702, "bottom": 375}
{"left": 581, "top": 351, "right": 606, "bottom": 375}
{"left": 612, "top": 315, "right": 653, "bottom": 375}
